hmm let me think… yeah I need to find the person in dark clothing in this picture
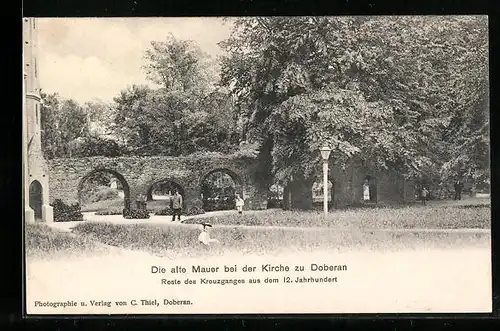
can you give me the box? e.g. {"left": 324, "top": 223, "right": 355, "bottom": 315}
{"left": 454, "top": 180, "right": 463, "bottom": 200}
{"left": 170, "top": 190, "right": 183, "bottom": 222}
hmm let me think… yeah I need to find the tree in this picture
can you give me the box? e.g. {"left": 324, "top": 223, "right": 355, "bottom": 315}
{"left": 73, "top": 136, "right": 124, "bottom": 158}
{"left": 58, "top": 99, "right": 90, "bottom": 157}
{"left": 350, "top": 16, "right": 489, "bottom": 183}
{"left": 83, "top": 100, "right": 116, "bottom": 136}
{"left": 40, "top": 92, "right": 63, "bottom": 159}
{"left": 40, "top": 93, "right": 90, "bottom": 158}
{"left": 219, "top": 17, "right": 363, "bottom": 188}
{"left": 220, "top": 16, "right": 489, "bottom": 191}
{"left": 114, "top": 32, "right": 244, "bottom": 158}
{"left": 113, "top": 84, "right": 154, "bottom": 154}
{"left": 143, "top": 35, "right": 218, "bottom": 95}
{"left": 112, "top": 84, "right": 240, "bottom": 156}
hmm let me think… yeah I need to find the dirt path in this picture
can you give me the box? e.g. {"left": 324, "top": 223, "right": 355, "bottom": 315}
{"left": 47, "top": 210, "right": 265, "bottom": 232}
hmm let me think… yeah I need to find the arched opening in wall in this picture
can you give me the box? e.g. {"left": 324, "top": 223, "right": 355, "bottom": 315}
{"left": 268, "top": 183, "right": 284, "bottom": 209}
{"left": 29, "top": 180, "right": 43, "bottom": 219}
{"left": 363, "top": 175, "right": 377, "bottom": 203}
{"left": 201, "top": 169, "right": 243, "bottom": 212}
{"left": 78, "top": 169, "right": 131, "bottom": 213}
{"left": 414, "top": 178, "right": 433, "bottom": 201}
{"left": 311, "top": 179, "right": 334, "bottom": 208}
{"left": 146, "top": 179, "right": 185, "bottom": 211}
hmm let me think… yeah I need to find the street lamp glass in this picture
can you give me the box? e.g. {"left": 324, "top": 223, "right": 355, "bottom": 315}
{"left": 320, "top": 145, "right": 332, "bottom": 160}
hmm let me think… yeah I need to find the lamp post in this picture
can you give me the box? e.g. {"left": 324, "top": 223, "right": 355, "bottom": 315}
{"left": 320, "top": 144, "right": 332, "bottom": 216}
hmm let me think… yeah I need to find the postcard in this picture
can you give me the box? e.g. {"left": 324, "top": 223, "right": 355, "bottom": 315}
{"left": 23, "top": 16, "right": 491, "bottom": 315}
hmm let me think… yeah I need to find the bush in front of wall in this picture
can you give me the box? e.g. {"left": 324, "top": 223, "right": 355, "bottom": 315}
{"left": 51, "top": 199, "right": 84, "bottom": 222}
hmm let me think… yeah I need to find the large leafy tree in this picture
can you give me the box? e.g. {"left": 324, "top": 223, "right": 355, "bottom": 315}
{"left": 83, "top": 100, "right": 116, "bottom": 136}
{"left": 351, "top": 16, "right": 489, "bottom": 182}
{"left": 113, "top": 84, "right": 154, "bottom": 153}
{"left": 143, "top": 35, "right": 218, "bottom": 96}
{"left": 113, "top": 36, "right": 240, "bottom": 156}
{"left": 220, "top": 16, "right": 489, "bottom": 189}
{"left": 112, "top": 85, "right": 240, "bottom": 156}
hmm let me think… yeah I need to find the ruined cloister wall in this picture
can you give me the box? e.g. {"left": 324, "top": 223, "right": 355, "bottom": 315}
{"left": 330, "top": 163, "right": 412, "bottom": 207}
{"left": 286, "top": 162, "right": 415, "bottom": 210}
{"left": 47, "top": 155, "right": 268, "bottom": 212}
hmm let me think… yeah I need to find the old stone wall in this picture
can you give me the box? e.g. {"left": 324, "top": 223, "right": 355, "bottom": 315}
{"left": 285, "top": 162, "right": 415, "bottom": 210}
{"left": 47, "top": 154, "right": 268, "bottom": 211}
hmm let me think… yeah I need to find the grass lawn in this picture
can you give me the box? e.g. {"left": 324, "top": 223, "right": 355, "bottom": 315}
{"left": 70, "top": 219, "right": 490, "bottom": 259}
{"left": 25, "top": 223, "right": 107, "bottom": 259}
{"left": 183, "top": 199, "right": 490, "bottom": 229}
{"left": 59, "top": 197, "right": 490, "bottom": 258}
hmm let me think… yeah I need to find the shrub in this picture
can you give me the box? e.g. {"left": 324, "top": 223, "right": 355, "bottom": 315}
{"left": 203, "top": 198, "right": 235, "bottom": 211}
{"left": 123, "top": 208, "right": 150, "bottom": 219}
{"left": 267, "top": 197, "right": 283, "bottom": 209}
{"left": 51, "top": 199, "right": 84, "bottom": 222}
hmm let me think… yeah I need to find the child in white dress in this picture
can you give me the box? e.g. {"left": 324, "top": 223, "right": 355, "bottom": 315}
{"left": 235, "top": 194, "right": 244, "bottom": 214}
{"left": 198, "top": 223, "right": 219, "bottom": 246}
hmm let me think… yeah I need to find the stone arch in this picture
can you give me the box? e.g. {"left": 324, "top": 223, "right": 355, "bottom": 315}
{"left": 145, "top": 177, "right": 186, "bottom": 201}
{"left": 200, "top": 168, "right": 244, "bottom": 190}
{"left": 77, "top": 168, "right": 131, "bottom": 210}
{"left": 268, "top": 182, "right": 285, "bottom": 208}
{"left": 311, "top": 178, "right": 335, "bottom": 205}
{"left": 29, "top": 180, "right": 43, "bottom": 219}
{"left": 200, "top": 168, "right": 244, "bottom": 211}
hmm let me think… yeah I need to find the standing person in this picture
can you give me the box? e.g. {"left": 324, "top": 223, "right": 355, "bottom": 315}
{"left": 363, "top": 179, "right": 370, "bottom": 201}
{"left": 454, "top": 179, "right": 463, "bottom": 200}
{"left": 421, "top": 186, "right": 429, "bottom": 206}
{"left": 170, "top": 189, "right": 183, "bottom": 222}
{"left": 235, "top": 194, "right": 244, "bottom": 214}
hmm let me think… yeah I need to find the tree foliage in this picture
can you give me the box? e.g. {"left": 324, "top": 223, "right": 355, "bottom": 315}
{"left": 112, "top": 39, "right": 240, "bottom": 156}
{"left": 40, "top": 93, "right": 123, "bottom": 158}
{"left": 143, "top": 35, "right": 217, "bottom": 95}
{"left": 220, "top": 16, "right": 489, "bottom": 186}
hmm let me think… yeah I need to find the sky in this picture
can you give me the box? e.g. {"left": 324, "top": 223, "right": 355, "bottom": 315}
{"left": 36, "top": 18, "right": 233, "bottom": 104}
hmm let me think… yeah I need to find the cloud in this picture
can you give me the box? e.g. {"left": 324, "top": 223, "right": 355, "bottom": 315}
{"left": 36, "top": 18, "right": 233, "bottom": 104}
